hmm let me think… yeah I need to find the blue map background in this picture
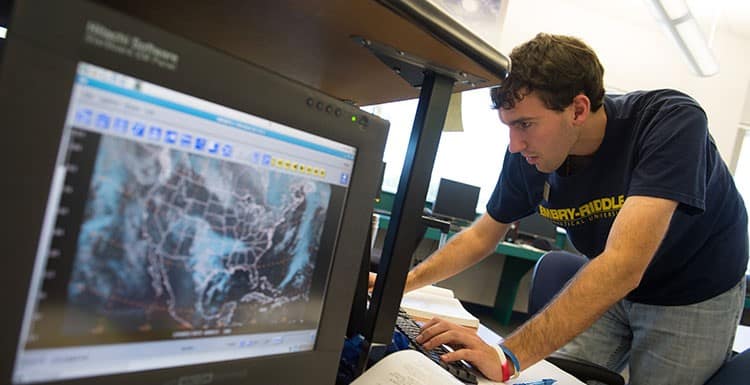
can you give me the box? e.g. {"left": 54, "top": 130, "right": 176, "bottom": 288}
{"left": 65, "top": 135, "right": 331, "bottom": 334}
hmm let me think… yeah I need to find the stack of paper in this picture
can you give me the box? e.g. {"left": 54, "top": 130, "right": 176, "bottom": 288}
{"left": 400, "top": 285, "right": 479, "bottom": 329}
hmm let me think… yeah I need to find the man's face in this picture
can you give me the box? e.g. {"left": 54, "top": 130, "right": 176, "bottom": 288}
{"left": 499, "top": 92, "right": 578, "bottom": 173}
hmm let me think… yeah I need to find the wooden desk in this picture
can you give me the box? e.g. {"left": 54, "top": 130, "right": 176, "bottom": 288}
{"left": 97, "top": 0, "right": 507, "bottom": 106}
{"left": 377, "top": 214, "right": 546, "bottom": 325}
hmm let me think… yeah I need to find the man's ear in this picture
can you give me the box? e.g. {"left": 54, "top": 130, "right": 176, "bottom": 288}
{"left": 572, "top": 94, "right": 591, "bottom": 124}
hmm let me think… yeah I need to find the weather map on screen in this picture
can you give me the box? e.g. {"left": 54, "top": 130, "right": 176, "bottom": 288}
{"left": 64, "top": 135, "right": 331, "bottom": 338}
{"left": 12, "top": 62, "right": 356, "bottom": 382}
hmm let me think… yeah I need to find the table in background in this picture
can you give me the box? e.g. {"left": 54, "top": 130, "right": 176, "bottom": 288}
{"left": 376, "top": 213, "right": 547, "bottom": 325}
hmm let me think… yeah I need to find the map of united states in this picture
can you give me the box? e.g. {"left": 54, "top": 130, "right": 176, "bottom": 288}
{"left": 66, "top": 135, "right": 331, "bottom": 336}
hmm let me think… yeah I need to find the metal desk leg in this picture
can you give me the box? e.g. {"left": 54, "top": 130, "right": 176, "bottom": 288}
{"left": 492, "top": 256, "right": 536, "bottom": 325}
{"left": 438, "top": 232, "right": 448, "bottom": 248}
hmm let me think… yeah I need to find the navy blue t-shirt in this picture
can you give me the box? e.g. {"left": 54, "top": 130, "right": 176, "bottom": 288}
{"left": 486, "top": 89, "right": 749, "bottom": 305}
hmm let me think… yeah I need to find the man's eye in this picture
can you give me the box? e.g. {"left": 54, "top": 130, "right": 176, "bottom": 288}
{"left": 519, "top": 121, "right": 532, "bottom": 129}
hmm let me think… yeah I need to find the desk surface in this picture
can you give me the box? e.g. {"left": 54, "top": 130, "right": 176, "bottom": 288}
{"left": 735, "top": 325, "right": 750, "bottom": 353}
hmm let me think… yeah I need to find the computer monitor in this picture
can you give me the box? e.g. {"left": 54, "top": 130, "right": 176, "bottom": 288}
{"left": 431, "top": 178, "right": 480, "bottom": 223}
{"left": 0, "top": 1, "right": 388, "bottom": 384}
{"left": 512, "top": 213, "right": 559, "bottom": 251}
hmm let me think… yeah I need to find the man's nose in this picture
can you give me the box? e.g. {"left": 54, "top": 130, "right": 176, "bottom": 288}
{"left": 508, "top": 129, "right": 526, "bottom": 153}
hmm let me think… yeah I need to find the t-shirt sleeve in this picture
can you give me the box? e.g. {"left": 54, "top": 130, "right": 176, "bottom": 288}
{"left": 486, "top": 148, "right": 536, "bottom": 223}
{"left": 628, "top": 104, "right": 708, "bottom": 213}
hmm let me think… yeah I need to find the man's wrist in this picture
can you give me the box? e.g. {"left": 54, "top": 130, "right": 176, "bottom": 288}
{"left": 491, "top": 345, "right": 511, "bottom": 381}
{"left": 499, "top": 344, "right": 520, "bottom": 379}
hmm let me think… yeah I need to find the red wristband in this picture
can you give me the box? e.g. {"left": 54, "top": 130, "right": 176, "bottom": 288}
{"left": 501, "top": 358, "right": 510, "bottom": 382}
{"left": 493, "top": 344, "right": 510, "bottom": 382}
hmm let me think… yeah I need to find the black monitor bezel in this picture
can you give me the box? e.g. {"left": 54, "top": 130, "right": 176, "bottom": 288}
{"left": 0, "top": 1, "right": 388, "bottom": 384}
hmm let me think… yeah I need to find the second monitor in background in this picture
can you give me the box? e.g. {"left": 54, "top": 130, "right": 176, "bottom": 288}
{"left": 431, "top": 178, "right": 480, "bottom": 225}
{"left": 511, "top": 213, "right": 560, "bottom": 251}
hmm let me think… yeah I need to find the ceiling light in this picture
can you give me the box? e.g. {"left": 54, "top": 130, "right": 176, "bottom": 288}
{"left": 648, "top": 0, "right": 719, "bottom": 77}
{"left": 0, "top": 26, "right": 7, "bottom": 39}
{"left": 656, "top": 0, "right": 690, "bottom": 19}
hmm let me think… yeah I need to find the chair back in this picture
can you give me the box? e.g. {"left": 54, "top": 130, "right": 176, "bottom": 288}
{"left": 529, "top": 251, "right": 588, "bottom": 316}
{"left": 703, "top": 348, "right": 750, "bottom": 385}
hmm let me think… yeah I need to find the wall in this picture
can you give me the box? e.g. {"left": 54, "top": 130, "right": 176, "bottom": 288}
{"left": 496, "top": 0, "right": 750, "bottom": 161}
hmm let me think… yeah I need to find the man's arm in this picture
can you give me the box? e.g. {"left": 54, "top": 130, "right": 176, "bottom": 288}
{"left": 419, "top": 195, "right": 677, "bottom": 380}
{"left": 502, "top": 195, "right": 677, "bottom": 371}
{"left": 404, "top": 213, "right": 510, "bottom": 293}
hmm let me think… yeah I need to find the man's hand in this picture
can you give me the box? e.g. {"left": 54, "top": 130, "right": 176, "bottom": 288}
{"left": 416, "top": 318, "right": 505, "bottom": 382}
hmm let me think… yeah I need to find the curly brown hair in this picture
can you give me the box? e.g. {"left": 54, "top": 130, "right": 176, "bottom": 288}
{"left": 490, "top": 33, "right": 605, "bottom": 112}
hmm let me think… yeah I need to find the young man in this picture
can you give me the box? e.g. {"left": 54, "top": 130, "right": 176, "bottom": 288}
{"left": 396, "top": 33, "right": 748, "bottom": 384}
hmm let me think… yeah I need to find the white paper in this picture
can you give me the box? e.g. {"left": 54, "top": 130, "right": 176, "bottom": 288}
{"left": 351, "top": 350, "right": 464, "bottom": 385}
{"left": 506, "top": 359, "right": 585, "bottom": 385}
{"left": 401, "top": 287, "right": 479, "bottom": 328}
{"left": 734, "top": 325, "right": 750, "bottom": 353}
{"left": 414, "top": 285, "right": 455, "bottom": 298}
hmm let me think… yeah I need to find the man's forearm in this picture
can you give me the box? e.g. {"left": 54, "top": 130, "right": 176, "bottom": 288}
{"left": 405, "top": 214, "right": 509, "bottom": 293}
{"left": 503, "top": 196, "right": 676, "bottom": 373}
{"left": 502, "top": 253, "right": 639, "bottom": 370}
{"left": 405, "top": 230, "right": 486, "bottom": 292}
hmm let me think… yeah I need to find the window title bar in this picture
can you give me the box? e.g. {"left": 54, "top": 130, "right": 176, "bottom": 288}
{"left": 76, "top": 64, "right": 355, "bottom": 160}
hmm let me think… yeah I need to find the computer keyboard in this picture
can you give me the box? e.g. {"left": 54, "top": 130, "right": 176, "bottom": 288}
{"left": 395, "top": 308, "right": 478, "bottom": 384}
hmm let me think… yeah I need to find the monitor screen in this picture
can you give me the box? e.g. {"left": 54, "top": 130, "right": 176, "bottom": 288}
{"left": 431, "top": 178, "right": 480, "bottom": 222}
{"left": 1, "top": 1, "right": 388, "bottom": 384}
